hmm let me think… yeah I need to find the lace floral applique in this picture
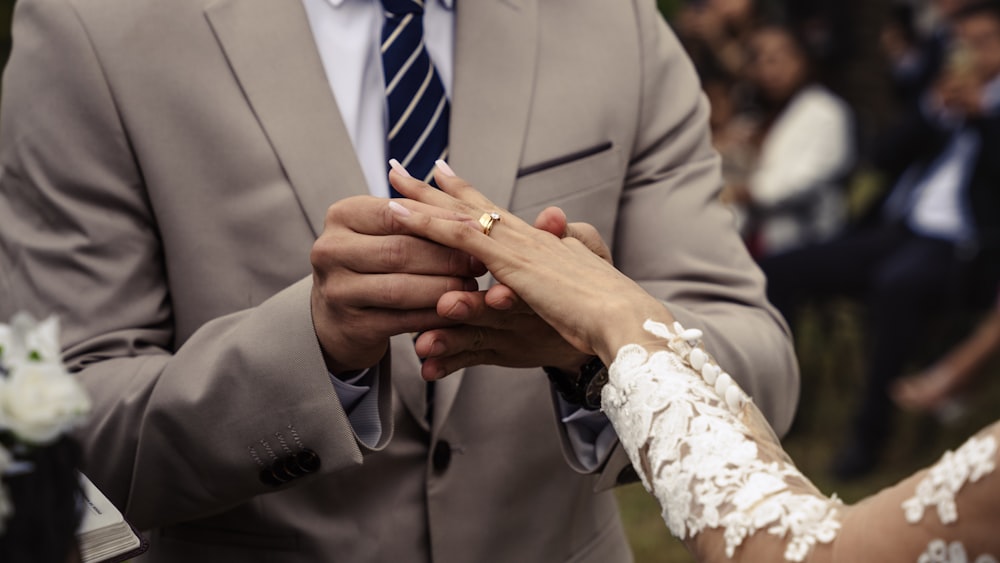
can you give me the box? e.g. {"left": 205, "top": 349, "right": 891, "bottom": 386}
{"left": 902, "top": 435, "right": 997, "bottom": 525}
{"left": 601, "top": 320, "right": 842, "bottom": 562}
{"left": 917, "top": 539, "right": 998, "bottom": 563}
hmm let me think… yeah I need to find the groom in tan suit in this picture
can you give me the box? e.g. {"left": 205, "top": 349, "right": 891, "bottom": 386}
{"left": 0, "top": 0, "right": 798, "bottom": 561}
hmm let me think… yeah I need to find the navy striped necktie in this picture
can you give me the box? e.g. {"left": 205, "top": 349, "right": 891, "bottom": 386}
{"left": 380, "top": 0, "right": 450, "bottom": 195}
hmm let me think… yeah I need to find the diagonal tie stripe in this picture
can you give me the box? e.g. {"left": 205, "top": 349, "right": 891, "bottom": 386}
{"left": 380, "top": 0, "right": 449, "bottom": 195}
{"left": 380, "top": 13, "right": 414, "bottom": 55}
{"left": 380, "top": 0, "right": 445, "bottom": 420}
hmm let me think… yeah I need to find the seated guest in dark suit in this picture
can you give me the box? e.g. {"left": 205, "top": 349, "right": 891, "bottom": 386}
{"left": 761, "top": 0, "right": 1000, "bottom": 481}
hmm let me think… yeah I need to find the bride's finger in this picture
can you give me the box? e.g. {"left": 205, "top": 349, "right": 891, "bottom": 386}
{"left": 388, "top": 200, "right": 509, "bottom": 267}
{"left": 431, "top": 164, "right": 502, "bottom": 212}
{"left": 389, "top": 160, "right": 536, "bottom": 235}
{"left": 388, "top": 196, "right": 478, "bottom": 222}
{"left": 389, "top": 162, "right": 480, "bottom": 216}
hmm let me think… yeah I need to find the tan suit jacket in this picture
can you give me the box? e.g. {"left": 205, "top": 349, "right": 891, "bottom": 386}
{"left": 0, "top": 0, "right": 799, "bottom": 561}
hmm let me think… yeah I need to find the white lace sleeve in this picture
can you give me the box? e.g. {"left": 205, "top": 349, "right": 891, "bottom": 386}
{"left": 601, "top": 320, "right": 842, "bottom": 562}
{"left": 602, "top": 319, "right": 1000, "bottom": 563}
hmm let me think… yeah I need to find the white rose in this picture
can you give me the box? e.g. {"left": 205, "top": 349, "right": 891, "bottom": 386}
{"left": 3, "top": 313, "right": 62, "bottom": 366}
{"left": 23, "top": 314, "right": 62, "bottom": 364}
{"left": 1, "top": 361, "right": 91, "bottom": 445}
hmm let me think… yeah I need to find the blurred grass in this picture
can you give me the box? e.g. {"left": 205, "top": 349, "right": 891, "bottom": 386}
{"left": 615, "top": 302, "right": 1000, "bottom": 562}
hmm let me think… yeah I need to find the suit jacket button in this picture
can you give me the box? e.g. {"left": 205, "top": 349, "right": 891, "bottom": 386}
{"left": 259, "top": 468, "right": 283, "bottom": 487}
{"left": 294, "top": 449, "right": 321, "bottom": 474}
{"left": 432, "top": 441, "right": 451, "bottom": 472}
{"left": 273, "top": 457, "right": 299, "bottom": 481}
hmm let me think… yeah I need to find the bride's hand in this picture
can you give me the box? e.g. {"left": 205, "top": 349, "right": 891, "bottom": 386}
{"left": 387, "top": 163, "right": 674, "bottom": 366}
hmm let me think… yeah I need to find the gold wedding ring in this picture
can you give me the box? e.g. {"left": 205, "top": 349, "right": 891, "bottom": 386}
{"left": 479, "top": 212, "right": 501, "bottom": 236}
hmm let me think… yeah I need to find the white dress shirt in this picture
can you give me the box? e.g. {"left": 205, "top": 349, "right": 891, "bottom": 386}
{"left": 300, "top": 0, "right": 454, "bottom": 198}
{"left": 300, "top": 0, "right": 612, "bottom": 469}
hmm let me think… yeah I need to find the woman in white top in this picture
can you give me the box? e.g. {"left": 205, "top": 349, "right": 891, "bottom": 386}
{"left": 386, "top": 163, "right": 999, "bottom": 563}
{"left": 727, "top": 25, "right": 856, "bottom": 258}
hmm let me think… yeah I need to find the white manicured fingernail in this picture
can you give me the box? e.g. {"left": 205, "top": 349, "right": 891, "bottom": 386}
{"left": 435, "top": 159, "right": 456, "bottom": 177}
{"left": 388, "top": 201, "right": 411, "bottom": 217}
{"left": 389, "top": 159, "right": 411, "bottom": 178}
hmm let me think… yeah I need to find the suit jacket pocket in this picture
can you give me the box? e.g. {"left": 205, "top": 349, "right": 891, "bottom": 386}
{"left": 508, "top": 143, "right": 624, "bottom": 244}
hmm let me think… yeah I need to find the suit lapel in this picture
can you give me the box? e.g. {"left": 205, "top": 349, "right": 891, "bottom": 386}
{"left": 206, "top": 0, "right": 432, "bottom": 424}
{"left": 206, "top": 0, "right": 539, "bottom": 433}
{"left": 205, "top": 0, "right": 368, "bottom": 237}
{"left": 432, "top": 0, "right": 539, "bottom": 439}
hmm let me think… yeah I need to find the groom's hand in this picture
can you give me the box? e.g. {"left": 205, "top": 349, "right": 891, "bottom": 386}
{"left": 310, "top": 195, "right": 485, "bottom": 373}
{"left": 413, "top": 291, "right": 593, "bottom": 380}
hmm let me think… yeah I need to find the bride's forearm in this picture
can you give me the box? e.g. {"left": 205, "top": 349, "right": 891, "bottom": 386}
{"left": 601, "top": 319, "right": 843, "bottom": 563}
{"left": 589, "top": 295, "right": 677, "bottom": 367}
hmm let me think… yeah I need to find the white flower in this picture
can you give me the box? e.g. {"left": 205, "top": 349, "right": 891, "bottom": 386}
{"left": 936, "top": 498, "right": 958, "bottom": 525}
{"left": 1, "top": 360, "right": 91, "bottom": 445}
{"left": 6, "top": 313, "right": 63, "bottom": 365}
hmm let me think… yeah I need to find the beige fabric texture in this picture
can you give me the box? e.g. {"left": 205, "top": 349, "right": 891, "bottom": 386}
{"left": 0, "top": 0, "right": 798, "bottom": 561}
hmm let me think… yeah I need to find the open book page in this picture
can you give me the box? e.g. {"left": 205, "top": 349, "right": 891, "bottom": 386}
{"left": 77, "top": 473, "right": 147, "bottom": 563}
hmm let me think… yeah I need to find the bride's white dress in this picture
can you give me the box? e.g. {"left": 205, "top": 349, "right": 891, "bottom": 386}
{"left": 602, "top": 320, "right": 1000, "bottom": 563}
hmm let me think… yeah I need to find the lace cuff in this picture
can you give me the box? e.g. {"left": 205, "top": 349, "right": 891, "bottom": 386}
{"left": 601, "top": 320, "right": 843, "bottom": 561}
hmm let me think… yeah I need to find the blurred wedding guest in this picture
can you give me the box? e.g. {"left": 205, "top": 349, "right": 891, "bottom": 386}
{"left": 762, "top": 0, "right": 1000, "bottom": 481}
{"left": 0, "top": 0, "right": 799, "bottom": 560}
{"left": 778, "top": 0, "right": 851, "bottom": 72}
{"left": 892, "top": 286, "right": 1000, "bottom": 415}
{"left": 882, "top": 3, "right": 944, "bottom": 106}
{"left": 676, "top": 0, "right": 764, "bottom": 80}
{"left": 722, "top": 25, "right": 855, "bottom": 258}
{"left": 705, "top": 71, "right": 759, "bottom": 193}
{"left": 881, "top": 0, "right": 973, "bottom": 108}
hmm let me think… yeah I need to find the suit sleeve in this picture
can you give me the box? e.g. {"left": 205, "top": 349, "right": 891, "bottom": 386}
{"left": 0, "top": 0, "right": 392, "bottom": 530}
{"left": 571, "top": 0, "right": 799, "bottom": 490}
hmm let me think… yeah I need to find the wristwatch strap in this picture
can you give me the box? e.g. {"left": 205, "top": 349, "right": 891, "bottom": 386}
{"left": 544, "top": 356, "right": 608, "bottom": 411}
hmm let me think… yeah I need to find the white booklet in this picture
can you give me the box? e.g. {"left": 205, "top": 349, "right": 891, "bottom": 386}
{"left": 77, "top": 473, "right": 147, "bottom": 563}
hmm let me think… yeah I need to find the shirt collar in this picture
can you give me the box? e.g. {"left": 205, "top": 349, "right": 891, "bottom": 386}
{"left": 325, "top": 0, "right": 454, "bottom": 9}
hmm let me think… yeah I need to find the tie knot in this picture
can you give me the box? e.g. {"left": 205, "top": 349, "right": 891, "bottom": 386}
{"left": 381, "top": 0, "right": 424, "bottom": 16}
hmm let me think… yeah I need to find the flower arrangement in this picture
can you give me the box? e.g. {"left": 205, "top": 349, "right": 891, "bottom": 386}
{"left": 0, "top": 313, "right": 91, "bottom": 533}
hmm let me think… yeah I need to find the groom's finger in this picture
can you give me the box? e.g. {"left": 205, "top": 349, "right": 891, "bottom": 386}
{"left": 533, "top": 206, "right": 568, "bottom": 238}
{"left": 565, "top": 221, "right": 613, "bottom": 263}
{"left": 484, "top": 284, "right": 532, "bottom": 313}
